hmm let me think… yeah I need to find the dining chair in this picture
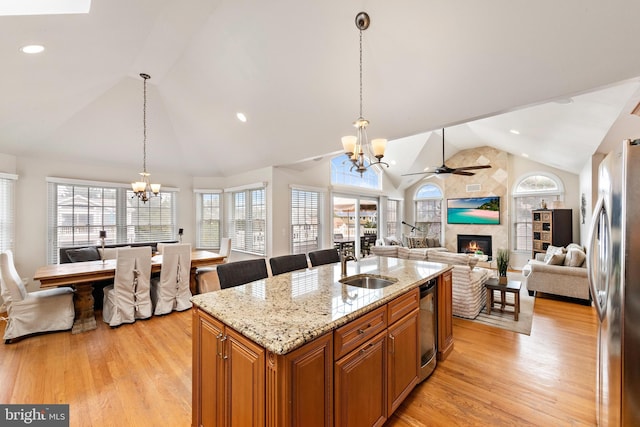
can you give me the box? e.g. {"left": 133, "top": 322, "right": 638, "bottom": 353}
{"left": 0, "top": 250, "right": 75, "bottom": 343}
{"left": 196, "top": 237, "right": 232, "bottom": 293}
{"left": 102, "top": 246, "right": 152, "bottom": 327}
{"left": 269, "top": 254, "right": 309, "bottom": 276}
{"left": 150, "top": 243, "right": 191, "bottom": 315}
{"left": 216, "top": 259, "right": 268, "bottom": 289}
{"left": 308, "top": 248, "right": 341, "bottom": 267}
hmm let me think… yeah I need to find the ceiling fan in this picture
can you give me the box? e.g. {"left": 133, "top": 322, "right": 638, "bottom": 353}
{"left": 402, "top": 128, "right": 491, "bottom": 179}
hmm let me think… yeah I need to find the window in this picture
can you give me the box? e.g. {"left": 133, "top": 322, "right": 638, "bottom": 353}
{"left": 47, "top": 178, "right": 178, "bottom": 264}
{"left": 330, "top": 155, "right": 381, "bottom": 190}
{"left": 415, "top": 184, "right": 442, "bottom": 238}
{"left": 291, "top": 188, "right": 321, "bottom": 254}
{"left": 229, "top": 186, "right": 266, "bottom": 255}
{"left": 196, "top": 192, "right": 222, "bottom": 249}
{"left": 386, "top": 199, "right": 399, "bottom": 237}
{"left": 0, "top": 173, "right": 17, "bottom": 253}
{"left": 513, "top": 173, "right": 563, "bottom": 252}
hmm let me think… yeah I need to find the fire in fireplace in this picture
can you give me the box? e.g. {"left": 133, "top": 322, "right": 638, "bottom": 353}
{"left": 457, "top": 234, "right": 492, "bottom": 257}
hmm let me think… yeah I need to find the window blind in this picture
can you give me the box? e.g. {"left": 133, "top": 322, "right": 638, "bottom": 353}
{"left": 291, "top": 188, "right": 320, "bottom": 254}
{"left": 47, "top": 180, "right": 177, "bottom": 264}
{"left": 196, "top": 192, "right": 221, "bottom": 249}
{"left": 0, "top": 174, "right": 17, "bottom": 253}
{"left": 229, "top": 186, "right": 266, "bottom": 255}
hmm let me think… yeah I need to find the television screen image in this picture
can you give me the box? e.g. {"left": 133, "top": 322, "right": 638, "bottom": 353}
{"left": 447, "top": 197, "right": 500, "bottom": 225}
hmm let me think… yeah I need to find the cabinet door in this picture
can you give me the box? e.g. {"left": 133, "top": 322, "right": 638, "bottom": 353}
{"left": 437, "top": 269, "right": 454, "bottom": 360}
{"left": 335, "top": 331, "right": 387, "bottom": 427}
{"left": 193, "top": 309, "right": 225, "bottom": 427}
{"left": 387, "top": 309, "right": 419, "bottom": 414}
{"left": 225, "top": 327, "right": 265, "bottom": 427}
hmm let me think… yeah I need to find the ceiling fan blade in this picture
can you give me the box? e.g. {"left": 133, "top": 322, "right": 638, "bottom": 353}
{"left": 401, "top": 171, "right": 435, "bottom": 177}
{"left": 452, "top": 170, "right": 475, "bottom": 176}
{"left": 454, "top": 164, "right": 492, "bottom": 171}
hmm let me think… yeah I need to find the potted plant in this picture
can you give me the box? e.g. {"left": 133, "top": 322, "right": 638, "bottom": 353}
{"left": 496, "top": 248, "right": 510, "bottom": 284}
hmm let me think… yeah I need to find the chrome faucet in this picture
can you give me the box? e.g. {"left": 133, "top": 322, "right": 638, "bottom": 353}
{"left": 340, "top": 250, "right": 356, "bottom": 277}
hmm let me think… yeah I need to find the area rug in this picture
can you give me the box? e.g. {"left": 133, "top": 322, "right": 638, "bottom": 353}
{"left": 466, "top": 273, "right": 534, "bottom": 335}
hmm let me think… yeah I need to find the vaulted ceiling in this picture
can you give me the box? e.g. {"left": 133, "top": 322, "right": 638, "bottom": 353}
{"left": 2, "top": 1, "right": 640, "bottom": 183}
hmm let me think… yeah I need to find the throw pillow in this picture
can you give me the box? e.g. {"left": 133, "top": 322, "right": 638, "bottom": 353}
{"left": 543, "top": 245, "right": 565, "bottom": 263}
{"left": 407, "top": 236, "right": 427, "bottom": 249}
{"left": 563, "top": 248, "right": 586, "bottom": 267}
{"left": 546, "top": 252, "right": 566, "bottom": 265}
{"left": 384, "top": 236, "right": 401, "bottom": 246}
{"left": 426, "top": 238, "right": 436, "bottom": 248}
{"left": 66, "top": 247, "right": 101, "bottom": 262}
{"left": 566, "top": 243, "right": 586, "bottom": 253}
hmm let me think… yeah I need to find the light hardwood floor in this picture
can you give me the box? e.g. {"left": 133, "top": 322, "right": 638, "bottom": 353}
{"left": 0, "top": 295, "right": 597, "bottom": 426}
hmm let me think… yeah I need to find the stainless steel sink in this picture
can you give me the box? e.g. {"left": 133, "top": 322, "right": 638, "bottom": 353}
{"left": 339, "top": 274, "right": 398, "bottom": 289}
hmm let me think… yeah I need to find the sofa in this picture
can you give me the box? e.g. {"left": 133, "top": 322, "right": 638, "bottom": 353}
{"left": 372, "top": 239, "right": 492, "bottom": 319}
{"left": 522, "top": 243, "right": 590, "bottom": 303}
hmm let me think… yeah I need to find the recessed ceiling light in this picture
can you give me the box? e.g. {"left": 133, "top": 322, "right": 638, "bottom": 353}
{"left": 236, "top": 112, "right": 247, "bottom": 123}
{"left": 522, "top": 153, "right": 529, "bottom": 158}
{"left": 390, "top": 160, "right": 397, "bottom": 166}
{"left": 509, "top": 129, "right": 520, "bottom": 135}
{"left": 20, "top": 44, "right": 45, "bottom": 54}
{"left": 1, "top": 0, "right": 91, "bottom": 16}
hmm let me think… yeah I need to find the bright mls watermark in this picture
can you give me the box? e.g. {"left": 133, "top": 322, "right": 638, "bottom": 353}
{"left": 0, "top": 405, "right": 69, "bottom": 426}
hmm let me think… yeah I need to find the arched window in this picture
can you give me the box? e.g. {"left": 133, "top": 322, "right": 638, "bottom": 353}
{"left": 414, "top": 183, "right": 443, "bottom": 238}
{"left": 513, "top": 173, "right": 564, "bottom": 252}
{"left": 331, "top": 155, "right": 382, "bottom": 190}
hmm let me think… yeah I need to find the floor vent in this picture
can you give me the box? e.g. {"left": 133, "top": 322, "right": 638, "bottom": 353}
{"left": 466, "top": 184, "right": 481, "bottom": 192}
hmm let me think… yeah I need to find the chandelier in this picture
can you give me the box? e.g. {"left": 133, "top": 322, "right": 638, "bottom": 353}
{"left": 131, "top": 73, "right": 161, "bottom": 202}
{"left": 341, "top": 12, "right": 388, "bottom": 176}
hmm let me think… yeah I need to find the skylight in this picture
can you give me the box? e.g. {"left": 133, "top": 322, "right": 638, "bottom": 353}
{"left": 0, "top": 0, "right": 91, "bottom": 16}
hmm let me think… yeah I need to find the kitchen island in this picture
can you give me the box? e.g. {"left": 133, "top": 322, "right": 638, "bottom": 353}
{"left": 191, "top": 256, "right": 453, "bottom": 427}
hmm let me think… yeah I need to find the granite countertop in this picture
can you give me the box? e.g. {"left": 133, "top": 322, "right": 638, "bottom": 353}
{"left": 191, "top": 256, "right": 451, "bottom": 355}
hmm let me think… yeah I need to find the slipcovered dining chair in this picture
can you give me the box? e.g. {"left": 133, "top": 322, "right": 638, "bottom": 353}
{"left": 196, "top": 237, "right": 232, "bottom": 293}
{"left": 308, "top": 248, "right": 341, "bottom": 267}
{"left": 0, "top": 250, "right": 74, "bottom": 343}
{"left": 102, "top": 246, "right": 152, "bottom": 327}
{"left": 269, "top": 254, "right": 308, "bottom": 276}
{"left": 150, "top": 243, "right": 192, "bottom": 315}
{"left": 216, "top": 259, "right": 268, "bottom": 289}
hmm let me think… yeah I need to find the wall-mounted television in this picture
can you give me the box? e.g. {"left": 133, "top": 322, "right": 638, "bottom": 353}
{"left": 447, "top": 196, "right": 500, "bottom": 225}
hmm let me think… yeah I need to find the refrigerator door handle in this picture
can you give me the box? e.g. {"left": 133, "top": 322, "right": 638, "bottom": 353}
{"left": 587, "top": 196, "right": 609, "bottom": 321}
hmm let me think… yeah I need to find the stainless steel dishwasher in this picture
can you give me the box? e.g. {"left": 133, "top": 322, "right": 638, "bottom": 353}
{"left": 418, "top": 278, "right": 438, "bottom": 382}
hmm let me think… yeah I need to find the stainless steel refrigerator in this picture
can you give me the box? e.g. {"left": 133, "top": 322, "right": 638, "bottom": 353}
{"left": 588, "top": 138, "right": 640, "bottom": 426}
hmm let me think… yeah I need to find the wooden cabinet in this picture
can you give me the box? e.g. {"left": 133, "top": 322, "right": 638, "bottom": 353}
{"left": 192, "top": 308, "right": 265, "bottom": 427}
{"left": 335, "top": 331, "right": 388, "bottom": 427}
{"left": 387, "top": 306, "right": 419, "bottom": 414}
{"left": 193, "top": 279, "right": 444, "bottom": 427}
{"left": 268, "top": 332, "right": 334, "bottom": 427}
{"left": 532, "top": 209, "right": 572, "bottom": 258}
{"left": 334, "top": 288, "right": 420, "bottom": 427}
{"left": 437, "top": 269, "right": 453, "bottom": 361}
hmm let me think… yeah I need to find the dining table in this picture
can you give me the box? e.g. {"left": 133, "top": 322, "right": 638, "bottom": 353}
{"left": 33, "top": 250, "right": 226, "bottom": 333}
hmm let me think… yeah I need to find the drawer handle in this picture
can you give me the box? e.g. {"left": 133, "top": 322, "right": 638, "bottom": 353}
{"left": 360, "top": 342, "right": 375, "bottom": 354}
{"left": 357, "top": 323, "right": 372, "bottom": 334}
{"left": 220, "top": 335, "right": 228, "bottom": 360}
{"left": 216, "top": 332, "right": 224, "bottom": 359}
{"left": 389, "top": 333, "right": 395, "bottom": 354}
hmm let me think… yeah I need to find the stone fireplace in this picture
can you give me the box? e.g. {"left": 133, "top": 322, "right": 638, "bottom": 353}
{"left": 457, "top": 234, "right": 492, "bottom": 257}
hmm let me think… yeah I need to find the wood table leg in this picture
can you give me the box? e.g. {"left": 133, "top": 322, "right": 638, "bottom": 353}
{"left": 486, "top": 289, "right": 492, "bottom": 315}
{"left": 190, "top": 268, "right": 197, "bottom": 295}
{"left": 514, "top": 290, "right": 520, "bottom": 321}
{"left": 71, "top": 282, "right": 97, "bottom": 334}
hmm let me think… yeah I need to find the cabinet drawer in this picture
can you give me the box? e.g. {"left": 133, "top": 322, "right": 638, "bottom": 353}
{"left": 541, "top": 212, "right": 552, "bottom": 221}
{"left": 335, "top": 306, "right": 387, "bottom": 359}
{"left": 540, "top": 232, "right": 551, "bottom": 242}
{"left": 533, "top": 241, "right": 543, "bottom": 251}
{"left": 388, "top": 288, "right": 419, "bottom": 326}
{"left": 532, "top": 222, "right": 542, "bottom": 232}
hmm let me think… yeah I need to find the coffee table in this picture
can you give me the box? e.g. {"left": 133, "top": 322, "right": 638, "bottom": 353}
{"left": 484, "top": 277, "right": 521, "bottom": 321}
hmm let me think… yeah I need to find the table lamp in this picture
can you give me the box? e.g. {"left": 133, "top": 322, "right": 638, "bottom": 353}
{"left": 99, "top": 230, "right": 107, "bottom": 263}
{"left": 178, "top": 228, "right": 184, "bottom": 243}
